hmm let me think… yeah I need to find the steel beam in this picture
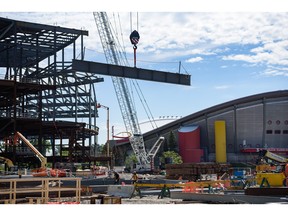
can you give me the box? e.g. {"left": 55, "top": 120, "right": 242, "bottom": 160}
{"left": 72, "top": 59, "right": 191, "bottom": 86}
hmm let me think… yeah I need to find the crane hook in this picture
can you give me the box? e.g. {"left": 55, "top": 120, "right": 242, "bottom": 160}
{"left": 130, "top": 30, "right": 140, "bottom": 46}
{"left": 130, "top": 30, "right": 140, "bottom": 67}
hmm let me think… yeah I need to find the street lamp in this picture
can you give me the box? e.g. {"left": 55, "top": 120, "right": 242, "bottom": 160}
{"left": 96, "top": 103, "right": 110, "bottom": 158}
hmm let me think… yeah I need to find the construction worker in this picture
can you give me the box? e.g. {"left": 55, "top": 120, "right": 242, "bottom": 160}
{"left": 131, "top": 171, "right": 138, "bottom": 184}
{"left": 114, "top": 171, "right": 120, "bottom": 184}
{"left": 18, "top": 169, "right": 22, "bottom": 178}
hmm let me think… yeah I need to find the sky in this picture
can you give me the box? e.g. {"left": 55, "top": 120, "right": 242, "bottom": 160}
{"left": 1, "top": 1, "right": 288, "bottom": 146}
{"left": 2, "top": 0, "right": 287, "bottom": 214}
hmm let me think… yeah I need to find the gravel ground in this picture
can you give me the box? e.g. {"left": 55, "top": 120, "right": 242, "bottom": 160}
{"left": 121, "top": 195, "right": 181, "bottom": 204}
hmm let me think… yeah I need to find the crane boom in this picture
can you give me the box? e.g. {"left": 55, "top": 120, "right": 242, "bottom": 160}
{"left": 93, "top": 12, "right": 150, "bottom": 167}
{"left": 14, "top": 131, "right": 47, "bottom": 169}
{"left": 93, "top": 12, "right": 165, "bottom": 170}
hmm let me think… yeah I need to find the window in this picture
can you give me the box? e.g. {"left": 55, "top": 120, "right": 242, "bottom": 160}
{"left": 266, "top": 130, "right": 273, "bottom": 134}
{"left": 283, "top": 130, "right": 288, "bottom": 134}
{"left": 274, "top": 130, "right": 281, "bottom": 134}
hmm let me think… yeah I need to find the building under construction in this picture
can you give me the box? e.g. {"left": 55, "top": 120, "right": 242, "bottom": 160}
{"left": 0, "top": 16, "right": 190, "bottom": 170}
{"left": 0, "top": 16, "right": 105, "bottom": 168}
{"left": 1, "top": 15, "right": 287, "bottom": 172}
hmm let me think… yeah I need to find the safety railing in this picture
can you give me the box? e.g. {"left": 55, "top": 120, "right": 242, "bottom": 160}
{"left": 0, "top": 177, "right": 81, "bottom": 204}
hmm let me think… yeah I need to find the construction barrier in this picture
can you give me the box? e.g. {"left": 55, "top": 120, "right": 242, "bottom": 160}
{"left": 107, "top": 185, "right": 135, "bottom": 198}
{"left": 182, "top": 180, "right": 230, "bottom": 193}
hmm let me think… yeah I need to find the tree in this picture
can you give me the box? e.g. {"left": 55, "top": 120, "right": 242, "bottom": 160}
{"left": 124, "top": 154, "right": 138, "bottom": 171}
{"left": 30, "top": 139, "right": 52, "bottom": 155}
{"left": 160, "top": 151, "right": 183, "bottom": 164}
{"left": 168, "top": 130, "right": 177, "bottom": 152}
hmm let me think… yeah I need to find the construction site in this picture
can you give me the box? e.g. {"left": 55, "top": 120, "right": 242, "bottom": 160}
{"left": 0, "top": 12, "right": 288, "bottom": 205}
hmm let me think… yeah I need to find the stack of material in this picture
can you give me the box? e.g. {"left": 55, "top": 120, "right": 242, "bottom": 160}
{"left": 165, "top": 163, "right": 231, "bottom": 181}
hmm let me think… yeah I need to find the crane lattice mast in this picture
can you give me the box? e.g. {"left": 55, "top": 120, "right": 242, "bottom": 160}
{"left": 93, "top": 12, "right": 150, "bottom": 166}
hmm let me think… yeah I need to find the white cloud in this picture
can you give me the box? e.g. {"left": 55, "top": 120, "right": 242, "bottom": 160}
{"left": 214, "top": 85, "right": 230, "bottom": 89}
{"left": 223, "top": 54, "right": 262, "bottom": 63}
{"left": 2, "top": 12, "right": 288, "bottom": 73}
{"left": 186, "top": 57, "right": 203, "bottom": 63}
{"left": 223, "top": 39, "right": 288, "bottom": 66}
{"left": 261, "top": 66, "right": 288, "bottom": 77}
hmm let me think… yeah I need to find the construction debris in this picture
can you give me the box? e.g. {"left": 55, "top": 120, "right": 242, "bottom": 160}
{"left": 165, "top": 163, "right": 231, "bottom": 181}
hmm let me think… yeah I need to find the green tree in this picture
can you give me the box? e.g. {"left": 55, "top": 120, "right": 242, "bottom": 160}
{"left": 99, "top": 142, "right": 111, "bottom": 156}
{"left": 160, "top": 151, "right": 182, "bottom": 164}
{"left": 30, "top": 139, "right": 51, "bottom": 154}
{"left": 168, "top": 131, "right": 177, "bottom": 152}
{"left": 124, "top": 154, "right": 138, "bottom": 170}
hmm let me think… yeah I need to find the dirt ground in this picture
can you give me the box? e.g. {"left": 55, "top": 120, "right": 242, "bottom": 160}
{"left": 121, "top": 195, "right": 182, "bottom": 204}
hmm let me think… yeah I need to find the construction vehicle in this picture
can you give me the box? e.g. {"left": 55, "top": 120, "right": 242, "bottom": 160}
{"left": 0, "top": 156, "right": 18, "bottom": 173}
{"left": 14, "top": 131, "right": 47, "bottom": 172}
{"left": 93, "top": 12, "right": 164, "bottom": 172}
{"left": 258, "top": 149, "right": 288, "bottom": 164}
{"left": 256, "top": 150, "right": 288, "bottom": 187}
{"left": 14, "top": 132, "right": 70, "bottom": 177}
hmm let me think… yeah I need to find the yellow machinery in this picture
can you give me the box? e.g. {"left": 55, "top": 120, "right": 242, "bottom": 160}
{"left": 0, "top": 156, "right": 14, "bottom": 168}
{"left": 0, "top": 156, "right": 18, "bottom": 173}
{"left": 14, "top": 131, "right": 47, "bottom": 169}
{"left": 256, "top": 172, "right": 286, "bottom": 187}
{"left": 256, "top": 150, "right": 288, "bottom": 187}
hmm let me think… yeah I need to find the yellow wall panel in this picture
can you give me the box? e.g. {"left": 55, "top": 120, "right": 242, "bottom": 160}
{"left": 215, "top": 120, "right": 227, "bottom": 163}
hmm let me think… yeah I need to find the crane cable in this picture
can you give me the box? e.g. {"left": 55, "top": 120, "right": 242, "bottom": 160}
{"left": 130, "top": 12, "right": 139, "bottom": 32}
{"left": 114, "top": 13, "right": 158, "bottom": 130}
{"left": 129, "top": 13, "right": 158, "bottom": 129}
{"left": 132, "top": 80, "right": 158, "bottom": 129}
{"left": 129, "top": 13, "right": 140, "bottom": 68}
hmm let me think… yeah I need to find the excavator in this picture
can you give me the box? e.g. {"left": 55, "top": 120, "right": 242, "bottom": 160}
{"left": 255, "top": 150, "right": 288, "bottom": 187}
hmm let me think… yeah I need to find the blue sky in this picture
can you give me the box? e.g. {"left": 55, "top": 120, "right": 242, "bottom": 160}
{"left": 1, "top": 2, "right": 288, "bottom": 144}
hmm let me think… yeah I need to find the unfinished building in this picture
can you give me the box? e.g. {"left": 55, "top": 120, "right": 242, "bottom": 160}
{"left": 0, "top": 17, "right": 104, "bottom": 168}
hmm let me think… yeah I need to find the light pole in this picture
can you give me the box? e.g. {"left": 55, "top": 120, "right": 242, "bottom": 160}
{"left": 96, "top": 103, "right": 110, "bottom": 166}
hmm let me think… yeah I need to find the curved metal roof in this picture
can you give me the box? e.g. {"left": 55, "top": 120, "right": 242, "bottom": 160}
{"left": 144, "top": 90, "right": 288, "bottom": 140}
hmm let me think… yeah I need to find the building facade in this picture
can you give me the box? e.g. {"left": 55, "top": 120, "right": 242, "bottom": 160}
{"left": 136, "top": 90, "right": 288, "bottom": 164}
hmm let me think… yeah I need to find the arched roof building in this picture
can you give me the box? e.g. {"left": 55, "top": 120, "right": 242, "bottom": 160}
{"left": 119, "top": 90, "right": 288, "bottom": 164}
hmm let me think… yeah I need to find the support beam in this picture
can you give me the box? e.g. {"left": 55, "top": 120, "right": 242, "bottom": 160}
{"left": 72, "top": 59, "right": 191, "bottom": 86}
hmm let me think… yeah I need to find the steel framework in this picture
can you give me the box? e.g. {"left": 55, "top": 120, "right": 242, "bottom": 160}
{"left": 0, "top": 17, "right": 103, "bottom": 164}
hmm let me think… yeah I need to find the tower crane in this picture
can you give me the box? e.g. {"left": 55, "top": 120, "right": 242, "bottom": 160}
{"left": 93, "top": 12, "right": 164, "bottom": 171}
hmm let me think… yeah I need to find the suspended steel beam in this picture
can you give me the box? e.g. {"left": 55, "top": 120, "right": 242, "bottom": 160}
{"left": 72, "top": 59, "right": 191, "bottom": 86}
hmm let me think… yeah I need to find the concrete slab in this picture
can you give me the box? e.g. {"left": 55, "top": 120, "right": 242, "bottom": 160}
{"left": 170, "top": 191, "right": 288, "bottom": 204}
{"left": 107, "top": 185, "right": 135, "bottom": 198}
